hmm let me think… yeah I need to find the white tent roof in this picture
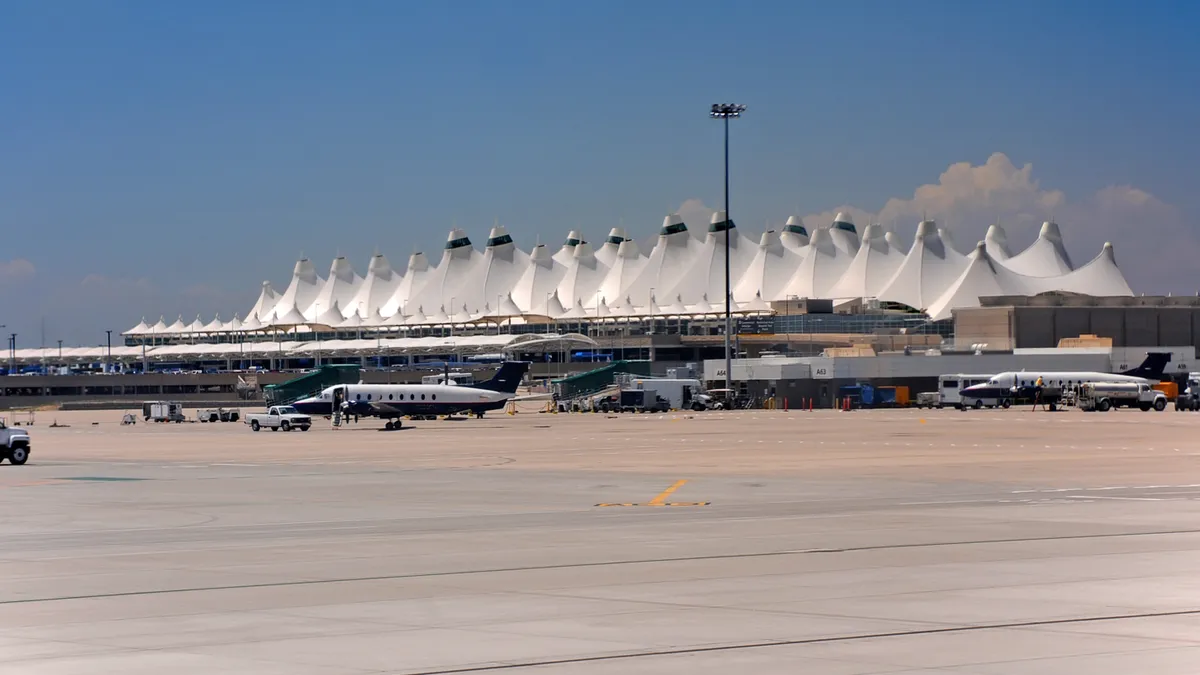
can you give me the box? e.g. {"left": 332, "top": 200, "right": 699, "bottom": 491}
{"left": 465, "top": 226, "right": 530, "bottom": 311}
{"left": 734, "top": 229, "right": 802, "bottom": 302}
{"left": 223, "top": 315, "right": 244, "bottom": 332}
{"left": 552, "top": 230, "right": 585, "bottom": 265}
{"left": 984, "top": 223, "right": 1013, "bottom": 260}
{"left": 381, "top": 252, "right": 433, "bottom": 317}
{"left": 201, "top": 315, "right": 225, "bottom": 333}
{"left": 270, "top": 303, "right": 309, "bottom": 328}
{"left": 740, "top": 291, "right": 773, "bottom": 313}
{"left": 269, "top": 259, "right": 322, "bottom": 322}
{"left": 925, "top": 242, "right": 1016, "bottom": 321}
{"left": 306, "top": 256, "right": 363, "bottom": 321}
{"left": 511, "top": 244, "right": 568, "bottom": 313}
{"left": 595, "top": 227, "right": 627, "bottom": 267}
{"left": 240, "top": 314, "right": 264, "bottom": 331}
{"left": 450, "top": 304, "right": 475, "bottom": 324}
{"left": 408, "top": 228, "right": 482, "bottom": 311}
{"left": 124, "top": 317, "right": 150, "bottom": 336}
{"left": 311, "top": 300, "right": 347, "bottom": 330}
{"left": 148, "top": 316, "right": 168, "bottom": 334}
{"left": 828, "top": 212, "right": 861, "bottom": 256}
{"left": 664, "top": 210, "right": 756, "bottom": 305}
{"left": 164, "top": 315, "right": 188, "bottom": 335}
{"left": 542, "top": 291, "right": 567, "bottom": 319}
{"left": 1000, "top": 221, "right": 1074, "bottom": 276}
{"left": 556, "top": 241, "right": 610, "bottom": 309}
{"left": 876, "top": 220, "right": 968, "bottom": 311}
{"left": 659, "top": 294, "right": 689, "bottom": 316}
{"left": 827, "top": 223, "right": 906, "bottom": 299}
{"left": 347, "top": 253, "right": 401, "bottom": 319}
{"left": 1036, "top": 242, "right": 1132, "bottom": 297}
{"left": 559, "top": 298, "right": 590, "bottom": 320}
{"left": 621, "top": 214, "right": 699, "bottom": 308}
{"left": 405, "top": 306, "right": 429, "bottom": 326}
{"left": 780, "top": 226, "right": 855, "bottom": 299}
{"left": 596, "top": 239, "right": 648, "bottom": 306}
{"left": 780, "top": 215, "right": 810, "bottom": 251}
{"left": 247, "top": 281, "right": 280, "bottom": 324}
{"left": 479, "top": 293, "right": 524, "bottom": 320}
{"left": 186, "top": 315, "right": 206, "bottom": 333}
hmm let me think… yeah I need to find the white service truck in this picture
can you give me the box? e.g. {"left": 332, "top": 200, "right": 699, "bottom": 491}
{"left": 245, "top": 405, "right": 312, "bottom": 432}
{"left": 1078, "top": 382, "right": 1167, "bottom": 412}
{"left": 0, "top": 418, "right": 31, "bottom": 465}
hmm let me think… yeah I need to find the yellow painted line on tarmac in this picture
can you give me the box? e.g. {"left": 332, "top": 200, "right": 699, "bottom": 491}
{"left": 648, "top": 479, "right": 688, "bottom": 506}
{"left": 596, "top": 480, "right": 709, "bottom": 508}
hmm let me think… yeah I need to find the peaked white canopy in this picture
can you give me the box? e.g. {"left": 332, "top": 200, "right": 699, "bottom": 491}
{"left": 511, "top": 244, "right": 569, "bottom": 313}
{"left": 307, "top": 256, "right": 363, "bottom": 321}
{"left": 596, "top": 239, "right": 648, "bottom": 305}
{"left": 876, "top": 220, "right": 968, "bottom": 311}
{"left": 268, "top": 259, "right": 321, "bottom": 322}
{"left": 409, "top": 228, "right": 482, "bottom": 311}
{"left": 1000, "top": 221, "right": 1074, "bottom": 276}
{"left": 733, "top": 230, "right": 802, "bottom": 302}
{"left": 827, "top": 223, "right": 906, "bottom": 299}
{"left": 556, "top": 241, "right": 610, "bottom": 309}
{"left": 347, "top": 253, "right": 401, "bottom": 319}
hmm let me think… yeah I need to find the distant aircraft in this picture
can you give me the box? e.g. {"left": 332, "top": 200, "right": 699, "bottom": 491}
{"left": 292, "top": 361, "right": 530, "bottom": 429}
{"left": 959, "top": 352, "right": 1170, "bottom": 404}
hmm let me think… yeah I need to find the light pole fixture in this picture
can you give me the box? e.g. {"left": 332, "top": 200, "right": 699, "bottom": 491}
{"left": 710, "top": 103, "right": 745, "bottom": 392}
{"left": 106, "top": 329, "right": 112, "bottom": 373}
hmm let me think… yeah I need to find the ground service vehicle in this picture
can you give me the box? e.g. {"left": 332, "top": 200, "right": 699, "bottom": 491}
{"left": 1177, "top": 374, "right": 1200, "bottom": 411}
{"left": 0, "top": 418, "right": 31, "bottom": 465}
{"left": 143, "top": 401, "right": 186, "bottom": 423}
{"left": 916, "top": 392, "right": 940, "bottom": 408}
{"left": 1078, "top": 382, "right": 1167, "bottom": 412}
{"left": 195, "top": 408, "right": 241, "bottom": 423}
{"left": 938, "top": 374, "right": 995, "bottom": 409}
{"left": 245, "top": 406, "right": 312, "bottom": 431}
{"left": 618, "top": 389, "right": 670, "bottom": 413}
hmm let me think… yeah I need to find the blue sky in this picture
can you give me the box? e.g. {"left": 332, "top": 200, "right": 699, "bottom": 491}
{"left": 2, "top": 1, "right": 1198, "bottom": 344}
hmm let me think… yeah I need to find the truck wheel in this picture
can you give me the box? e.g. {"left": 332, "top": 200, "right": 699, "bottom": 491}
{"left": 251, "top": 420, "right": 260, "bottom": 431}
{"left": 1001, "top": 399, "right": 1011, "bottom": 409}
{"left": 1154, "top": 398, "right": 1167, "bottom": 412}
{"left": 1098, "top": 399, "right": 1111, "bottom": 412}
{"left": 281, "top": 421, "right": 291, "bottom": 432}
{"left": 9, "top": 446, "right": 29, "bottom": 465}
{"left": 973, "top": 400, "right": 983, "bottom": 410}
{"left": 1139, "top": 403, "right": 1151, "bottom": 412}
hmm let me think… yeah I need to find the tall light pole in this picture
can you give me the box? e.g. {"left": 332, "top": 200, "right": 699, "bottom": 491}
{"left": 711, "top": 103, "right": 745, "bottom": 392}
{"left": 105, "top": 329, "right": 112, "bottom": 373}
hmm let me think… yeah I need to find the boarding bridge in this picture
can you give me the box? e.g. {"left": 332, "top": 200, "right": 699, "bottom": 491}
{"left": 550, "top": 360, "right": 652, "bottom": 401}
{"left": 263, "top": 364, "right": 361, "bottom": 406}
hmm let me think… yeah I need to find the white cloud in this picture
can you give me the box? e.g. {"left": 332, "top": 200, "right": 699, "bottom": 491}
{"left": 803, "top": 153, "right": 1196, "bottom": 294}
{"left": 0, "top": 258, "right": 35, "bottom": 282}
{"left": 676, "top": 198, "right": 716, "bottom": 236}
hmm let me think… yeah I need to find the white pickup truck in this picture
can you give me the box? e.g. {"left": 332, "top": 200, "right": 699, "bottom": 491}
{"left": 0, "top": 419, "right": 31, "bottom": 465}
{"left": 244, "top": 406, "right": 312, "bottom": 432}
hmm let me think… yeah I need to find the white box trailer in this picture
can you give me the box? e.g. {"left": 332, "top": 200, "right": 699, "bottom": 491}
{"left": 625, "top": 378, "right": 706, "bottom": 411}
{"left": 938, "top": 374, "right": 996, "bottom": 409}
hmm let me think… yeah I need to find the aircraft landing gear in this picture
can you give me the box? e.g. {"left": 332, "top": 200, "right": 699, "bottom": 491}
{"left": 475, "top": 411, "right": 484, "bottom": 419}
{"left": 384, "top": 420, "right": 402, "bottom": 430}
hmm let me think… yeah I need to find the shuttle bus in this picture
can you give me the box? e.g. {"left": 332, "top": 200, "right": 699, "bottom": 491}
{"left": 938, "top": 373, "right": 997, "bottom": 409}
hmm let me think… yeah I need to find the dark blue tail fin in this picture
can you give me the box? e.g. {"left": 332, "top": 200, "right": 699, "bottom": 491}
{"left": 476, "top": 361, "right": 530, "bottom": 394}
{"left": 1121, "top": 352, "right": 1170, "bottom": 380}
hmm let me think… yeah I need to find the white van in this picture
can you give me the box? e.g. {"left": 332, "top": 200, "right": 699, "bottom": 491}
{"left": 938, "top": 373, "right": 996, "bottom": 409}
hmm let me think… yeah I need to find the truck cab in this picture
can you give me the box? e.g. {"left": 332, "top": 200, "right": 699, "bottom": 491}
{"left": 0, "top": 418, "right": 31, "bottom": 465}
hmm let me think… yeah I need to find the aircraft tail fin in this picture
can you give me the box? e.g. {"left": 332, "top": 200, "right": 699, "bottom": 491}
{"left": 1121, "top": 352, "right": 1171, "bottom": 380}
{"left": 476, "top": 361, "right": 530, "bottom": 394}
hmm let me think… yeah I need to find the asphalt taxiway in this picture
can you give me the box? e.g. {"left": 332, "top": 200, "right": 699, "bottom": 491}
{"left": 2, "top": 407, "right": 1200, "bottom": 673}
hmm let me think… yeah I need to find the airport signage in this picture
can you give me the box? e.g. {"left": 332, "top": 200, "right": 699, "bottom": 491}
{"left": 736, "top": 317, "right": 774, "bottom": 334}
